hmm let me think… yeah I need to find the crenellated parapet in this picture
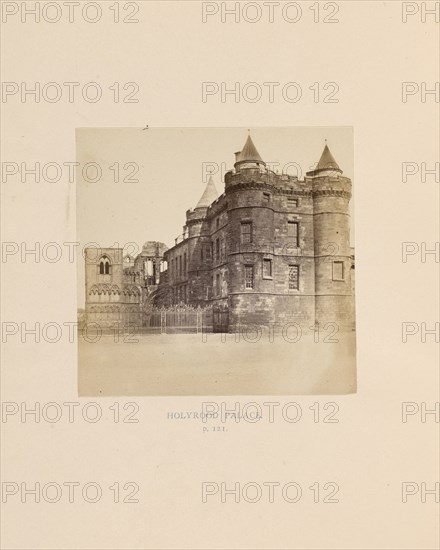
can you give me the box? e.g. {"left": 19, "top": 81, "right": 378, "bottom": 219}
{"left": 185, "top": 207, "right": 207, "bottom": 226}
{"left": 310, "top": 174, "right": 352, "bottom": 200}
{"left": 225, "top": 167, "right": 303, "bottom": 191}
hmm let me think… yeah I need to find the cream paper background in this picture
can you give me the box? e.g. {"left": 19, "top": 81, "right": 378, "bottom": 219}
{"left": 1, "top": 1, "right": 439, "bottom": 549}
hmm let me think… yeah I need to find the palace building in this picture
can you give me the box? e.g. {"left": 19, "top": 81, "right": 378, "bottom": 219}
{"left": 84, "top": 134, "right": 355, "bottom": 332}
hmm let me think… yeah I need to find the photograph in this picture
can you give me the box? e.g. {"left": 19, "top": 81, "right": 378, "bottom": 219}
{"left": 77, "top": 127, "right": 356, "bottom": 395}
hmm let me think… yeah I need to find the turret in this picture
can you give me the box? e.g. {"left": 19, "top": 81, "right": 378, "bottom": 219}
{"left": 308, "top": 143, "right": 343, "bottom": 177}
{"left": 225, "top": 133, "right": 270, "bottom": 191}
{"left": 195, "top": 175, "right": 218, "bottom": 209}
{"left": 176, "top": 177, "right": 219, "bottom": 306}
{"left": 186, "top": 175, "right": 219, "bottom": 238}
{"left": 234, "top": 134, "right": 266, "bottom": 171}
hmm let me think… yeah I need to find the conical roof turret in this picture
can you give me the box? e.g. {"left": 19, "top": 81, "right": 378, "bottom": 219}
{"left": 307, "top": 143, "right": 343, "bottom": 176}
{"left": 317, "top": 144, "right": 341, "bottom": 172}
{"left": 195, "top": 176, "right": 219, "bottom": 209}
{"left": 234, "top": 134, "right": 265, "bottom": 168}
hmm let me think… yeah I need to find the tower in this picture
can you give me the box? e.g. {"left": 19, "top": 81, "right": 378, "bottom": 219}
{"left": 164, "top": 176, "right": 219, "bottom": 306}
{"left": 308, "top": 143, "right": 354, "bottom": 331}
{"left": 188, "top": 175, "right": 219, "bottom": 303}
{"left": 225, "top": 134, "right": 279, "bottom": 327}
{"left": 84, "top": 247, "right": 128, "bottom": 328}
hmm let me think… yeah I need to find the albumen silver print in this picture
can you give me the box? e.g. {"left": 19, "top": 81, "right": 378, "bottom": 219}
{"left": 77, "top": 127, "right": 356, "bottom": 395}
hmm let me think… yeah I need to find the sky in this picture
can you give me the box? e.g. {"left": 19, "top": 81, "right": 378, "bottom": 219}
{"left": 77, "top": 127, "right": 354, "bottom": 306}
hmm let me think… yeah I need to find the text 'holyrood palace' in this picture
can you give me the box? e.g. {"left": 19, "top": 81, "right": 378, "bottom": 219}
{"left": 84, "top": 134, "right": 355, "bottom": 332}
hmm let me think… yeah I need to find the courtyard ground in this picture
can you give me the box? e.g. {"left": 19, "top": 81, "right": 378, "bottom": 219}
{"left": 78, "top": 331, "right": 356, "bottom": 396}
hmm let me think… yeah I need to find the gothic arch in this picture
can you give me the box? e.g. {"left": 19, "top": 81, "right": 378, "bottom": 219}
{"left": 99, "top": 255, "right": 111, "bottom": 275}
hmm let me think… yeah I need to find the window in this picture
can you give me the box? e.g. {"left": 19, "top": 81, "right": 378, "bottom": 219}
{"left": 287, "top": 221, "right": 299, "bottom": 246}
{"left": 263, "top": 192, "right": 270, "bottom": 203}
{"left": 184, "top": 252, "right": 187, "bottom": 276}
{"left": 288, "top": 265, "right": 299, "bottom": 290}
{"left": 263, "top": 258, "right": 273, "bottom": 278}
{"left": 241, "top": 222, "right": 252, "bottom": 244}
{"left": 201, "top": 248, "right": 204, "bottom": 262}
{"left": 99, "top": 257, "right": 111, "bottom": 275}
{"left": 216, "top": 273, "right": 221, "bottom": 296}
{"left": 216, "top": 218, "right": 220, "bottom": 229}
{"left": 245, "top": 265, "right": 254, "bottom": 289}
{"left": 332, "top": 261, "right": 345, "bottom": 281}
{"left": 288, "top": 198, "right": 298, "bottom": 208}
{"left": 145, "top": 259, "right": 154, "bottom": 277}
{"left": 216, "top": 238, "right": 220, "bottom": 261}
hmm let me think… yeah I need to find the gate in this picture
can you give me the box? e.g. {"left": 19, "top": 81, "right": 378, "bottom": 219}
{"left": 145, "top": 305, "right": 213, "bottom": 334}
{"left": 213, "top": 304, "right": 229, "bottom": 333}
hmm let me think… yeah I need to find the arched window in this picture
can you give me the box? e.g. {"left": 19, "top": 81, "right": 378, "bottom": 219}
{"left": 99, "top": 256, "right": 111, "bottom": 275}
